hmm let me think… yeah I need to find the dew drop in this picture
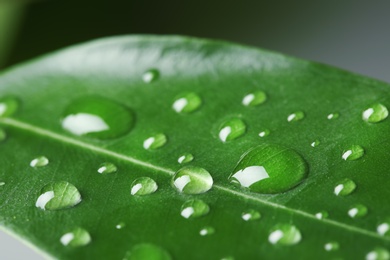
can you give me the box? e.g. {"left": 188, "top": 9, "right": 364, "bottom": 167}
{"left": 218, "top": 118, "right": 246, "bottom": 142}
{"left": 97, "top": 162, "right": 117, "bottom": 174}
{"left": 200, "top": 226, "right": 215, "bottom": 236}
{"left": 366, "top": 247, "right": 390, "bottom": 260}
{"left": 362, "top": 103, "right": 388, "bottom": 123}
{"left": 324, "top": 241, "right": 339, "bottom": 251}
{"left": 242, "top": 91, "right": 267, "bottom": 107}
{"left": 334, "top": 179, "right": 356, "bottom": 196}
{"left": 60, "top": 227, "right": 91, "bottom": 247}
{"left": 178, "top": 153, "right": 194, "bottom": 164}
{"left": 36, "top": 181, "right": 81, "bottom": 210}
{"left": 342, "top": 145, "right": 364, "bottom": 161}
{"left": 143, "top": 133, "right": 167, "bottom": 150}
{"left": 268, "top": 224, "right": 302, "bottom": 245}
{"left": 348, "top": 204, "right": 368, "bottom": 218}
{"left": 229, "top": 144, "right": 308, "bottom": 194}
{"left": 142, "top": 69, "right": 159, "bottom": 83}
{"left": 131, "top": 177, "right": 158, "bottom": 196}
{"left": 242, "top": 209, "right": 261, "bottom": 221}
{"left": 116, "top": 222, "right": 126, "bottom": 229}
{"left": 0, "top": 182, "right": 5, "bottom": 186}
{"left": 172, "top": 93, "right": 202, "bottom": 113}
{"left": 124, "top": 243, "right": 171, "bottom": 260}
{"left": 0, "top": 97, "right": 19, "bottom": 117}
{"left": 287, "top": 111, "right": 304, "bottom": 122}
{"left": 315, "top": 211, "right": 329, "bottom": 220}
{"left": 0, "top": 128, "right": 6, "bottom": 142}
{"left": 327, "top": 113, "right": 339, "bottom": 120}
{"left": 30, "top": 156, "right": 49, "bottom": 168}
{"left": 172, "top": 166, "right": 213, "bottom": 194}
{"left": 62, "top": 97, "right": 134, "bottom": 139}
{"left": 377, "top": 220, "right": 390, "bottom": 237}
{"left": 258, "top": 129, "right": 270, "bottom": 138}
{"left": 311, "top": 140, "right": 320, "bottom": 147}
{"left": 180, "top": 199, "right": 209, "bottom": 219}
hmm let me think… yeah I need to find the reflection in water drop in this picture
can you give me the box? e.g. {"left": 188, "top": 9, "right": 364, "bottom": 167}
{"left": 180, "top": 199, "right": 209, "bottom": 219}
{"left": 342, "top": 145, "right": 364, "bottom": 161}
{"left": 143, "top": 134, "right": 167, "bottom": 150}
{"left": 124, "top": 243, "right": 171, "bottom": 260}
{"left": 30, "top": 156, "right": 49, "bottom": 168}
{"left": 362, "top": 103, "right": 388, "bottom": 123}
{"left": 172, "top": 166, "right": 213, "bottom": 194}
{"left": 218, "top": 118, "right": 246, "bottom": 142}
{"left": 229, "top": 144, "right": 308, "bottom": 194}
{"left": 366, "top": 247, "right": 390, "bottom": 260}
{"left": 172, "top": 93, "right": 202, "bottom": 113}
{"left": 242, "top": 91, "right": 267, "bottom": 107}
{"left": 324, "top": 242, "right": 339, "bottom": 251}
{"left": 200, "top": 226, "right": 215, "bottom": 236}
{"left": 36, "top": 181, "right": 82, "bottom": 210}
{"left": 287, "top": 111, "right": 304, "bottom": 122}
{"left": 131, "top": 177, "right": 158, "bottom": 195}
{"left": 142, "top": 69, "right": 160, "bottom": 83}
{"left": 268, "top": 224, "right": 302, "bottom": 245}
{"left": 97, "top": 162, "right": 117, "bottom": 174}
{"left": 348, "top": 204, "right": 368, "bottom": 218}
{"left": 334, "top": 179, "right": 356, "bottom": 196}
{"left": 242, "top": 209, "right": 261, "bottom": 221}
{"left": 178, "top": 153, "right": 194, "bottom": 164}
{"left": 60, "top": 228, "right": 91, "bottom": 247}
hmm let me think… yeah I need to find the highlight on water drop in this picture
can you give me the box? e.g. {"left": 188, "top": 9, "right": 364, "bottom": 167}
{"left": 287, "top": 111, "right": 305, "bottom": 122}
{"left": 218, "top": 118, "right": 246, "bottom": 142}
{"left": 242, "top": 209, "right": 261, "bottom": 221}
{"left": 334, "top": 179, "right": 356, "bottom": 196}
{"left": 199, "top": 226, "right": 215, "bottom": 236}
{"left": 97, "top": 162, "right": 117, "bottom": 174}
{"left": 143, "top": 133, "right": 167, "bottom": 150}
{"left": 131, "top": 177, "right": 158, "bottom": 196}
{"left": 0, "top": 96, "right": 19, "bottom": 117}
{"left": 180, "top": 199, "right": 209, "bottom": 219}
{"left": 342, "top": 145, "right": 364, "bottom": 161}
{"left": 172, "top": 92, "right": 202, "bottom": 113}
{"left": 172, "top": 166, "right": 213, "bottom": 194}
{"left": 178, "top": 153, "right": 194, "bottom": 164}
{"left": 268, "top": 224, "right": 302, "bottom": 246}
{"left": 348, "top": 204, "right": 368, "bottom": 218}
{"left": 30, "top": 156, "right": 49, "bottom": 168}
{"left": 142, "top": 68, "right": 160, "bottom": 83}
{"left": 362, "top": 103, "right": 388, "bottom": 123}
{"left": 242, "top": 91, "right": 267, "bottom": 107}
{"left": 36, "top": 181, "right": 82, "bottom": 210}
{"left": 60, "top": 227, "right": 91, "bottom": 247}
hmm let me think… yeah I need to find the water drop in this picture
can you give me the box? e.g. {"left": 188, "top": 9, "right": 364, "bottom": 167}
{"left": 62, "top": 97, "right": 134, "bottom": 139}
{"left": 36, "top": 181, "right": 81, "bottom": 210}
{"left": 60, "top": 228, "right": 91, "bottom": 247}
{"left": 327, "top": 113, "right": 339, "bottom": 120}
{"left": 324, "top": 241, "right": 339, "bottom": 251}
{"left": 268, "top": 224, "right": 302, "bottom": 245}
{"left": 178, "top": 153, "right": 194, "bottom": 164}
{"left": 218, "top": 118, "right": 246, "bottom": 142}
{"left": 229, "top": 144, "right": 308, "bottom": 194}
{"left": 30, "top": 156, "right": 49, "bottom": 168}
{"left": 0, "top": 97, "right": 19, "bottom": 117}
{"left": 124, "top": 243, "right": 171, "bottom": 260}
{"left": 200, "top": 226, "right": 215, "bottom": 236}
{"left": 377, "top": 220, "right": 390, "bottom": 236}
{"left": 287, "top": 111, "right": 304, "bottom": 122}
{"left": 97, "top": 162, "right": 117, "bottom": 174}
{"left": 0, "top": 182, "right": 5, "bottom": 186}
{"left": 362, "top": 103, "right": 388, "bottom": 123}
{"left": 348, "top": 204, "right": 368, "bottom": 218}
{"left": 342, "top": 145, "right": 364, "bottom": 161}
{"left": 334, "top": 179, "right": 356, "bottom": 196}
{"left": 142, "top": 69, "right": 159, "bottom": 83}
{"left": 366, "top": 247, "right": 390, "bottom": 260}
{"left": 0, "top": 128, "right": 6, "bottom": 142}
{"left": 172, "top": 166, "right": 213, "bottom": 194}
{"left": 242, "top": 91, "right": 267, "bottom": 107}
{"left": 131, "top": 177, "right": 158, "bottom": 195}
{"left": 143, "top": 133, "right": 167, "bottom": 150}
{"left": 258, "top": 129, "right": 270, "bottom": 138}
{"left": 311, "top": 140, "right": 320, "bottom": 147}
{"left": 116, "top": 222, "right": 126, "bottom": 229}
{"left": 172, "top": 93, "right": 202, "bottom": 113}
{"left": 180, "top": 199, "right": 209, "bottom": 219}
{"left": 242, "top": 209, "right": 261, "bottom": 221}
{"left": 315, "top": 211, "right": 329, "bottom": 220}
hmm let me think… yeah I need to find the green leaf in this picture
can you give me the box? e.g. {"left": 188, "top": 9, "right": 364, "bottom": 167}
{"left": 0, "top": 35, "right": 390, "bottom": 259}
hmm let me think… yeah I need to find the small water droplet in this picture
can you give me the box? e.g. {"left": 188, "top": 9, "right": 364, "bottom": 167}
{"left": 362, "top": 103, "right": 388, "bottom": 123}
{"left": 131, "top": 177, "right": 158, "bottom": 195}
{"left": 218, "top": 118, "right": 246, "bottom": 142}
{"left": 366, "top": 247, "right": 390, "bottom": 260}
{"left": 315, "top": 211, "right": 329, "bottom": 220}
{"left": 143, "top": 133, "right": 167, "bottom": 150}
{"left": 0, "top": 182, "right": 5, "bottom": 186}
{"left": 180, "top": 199, "right": 209, "bottom": 219}
{"left": 116, "top": 222, "right": 126, "bottom": 229}
{"left": 172, "top": 166, "right": 213, "bottom": 194}
{"left": 268, "top": 224, "right": 302, "bottom": 245}
{"left": 258, "top": 129, "right": 270, "bottom": 138}
{"left": 172, "top": 93, "right": 202, "bottom": 113}
{"left": 324, "top": 241, "right": 339, "bottom": 251}
{"left": 142, "top": 69, "right": 160, "bottom": 83}
{"left": 334, "top": 179, "right": 356, "bottom": 196}
{"left": 348, "top": 204, "right": 368, "bottom": 218}
{"left": 229, "top": 144, "right": 308, "bottom": 194}
{"left": 327, "top": 113, "right": 339, "bottom": 120}
{"left": 242, "top": 91, "right": 267, "bottom": 107}
{"left": 342, "top": 145, "right": 364, "bottom": 161}
{"left": 0, "top": 128, "right": 6, "bottom": 142}
{"left": 199, "top": 226, "right": 215, "bottom": 236}
{"left": 97, "top": 162, "right": 117, "bottom": 174}
{"left": 60, "top": 228, "right": 91, "bottom": 247}
{"left": 30, "top": 156, "right": 49, "bottom": 168}
{"left": 124, "top": 243, "right": 171, "bottom": 260}
{"left": 36, "top": 181, "right": 82, "bottom": 210}
{"left": 178, "top": 153, "right": 194, "bottom": 164}
{"left": 62, "top": 97, "right": 134, "bottom": 139}
{"left": 242, "top": 209, "right": 261, "bottom": 221}
{"left": 377, "top": 220, "right": 390, "bottom": 236}
{"left": 311, "top": 140, "right": 320, "bottom": 147}
{"left": 0, "top": 97, "right": 19, "bottom": 117}
{"left": 287, "top": 111, "right": 304, "bottom": 122}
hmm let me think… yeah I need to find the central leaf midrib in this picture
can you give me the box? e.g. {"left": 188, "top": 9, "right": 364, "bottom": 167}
{"left": 1, "top": 117, "right": 388, "bottom": 243}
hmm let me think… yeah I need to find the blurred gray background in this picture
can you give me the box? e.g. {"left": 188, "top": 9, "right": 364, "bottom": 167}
{"left": 0, "top": 0, "right": 389, "bottom": 259}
